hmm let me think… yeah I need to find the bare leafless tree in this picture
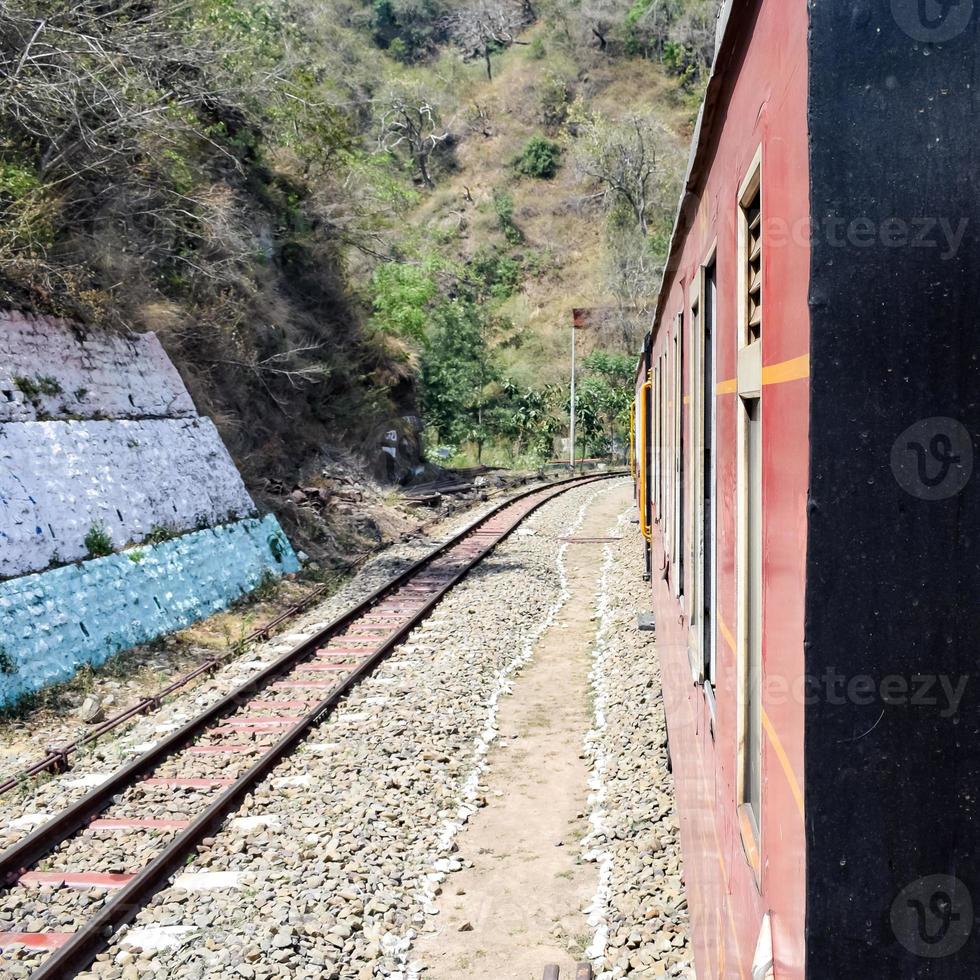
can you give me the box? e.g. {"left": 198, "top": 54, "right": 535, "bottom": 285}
{"left": 575, "top": 114, "right": 676, "bottom": 235}
{"left": 377, "top": 84, "right": 450, "bottom": 189}
{"left": 602, "top": 224, "right": 660, "bottom": 349}
{"left": 575, "top": 0, "right": 705, "bottom": 58}
{"left": 471, "top": 0, "right": 530, "bottom": 80}
{"left": 669, "top": 0, "right": 719, "bottom": 74}
{"left": 577, "top": 0, "right": 623, "bottom": 51}
{"left": 441, "top": 0, "right": 532, "bottom": 78}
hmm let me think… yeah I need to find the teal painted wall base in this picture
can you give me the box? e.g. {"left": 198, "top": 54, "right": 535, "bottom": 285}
{"left": 0, "top": 515, "right": 299, "bottom": 707}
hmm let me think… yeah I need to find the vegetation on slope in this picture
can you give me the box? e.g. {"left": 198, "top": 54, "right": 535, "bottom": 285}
{"left": 0, "top": 0, "right": 721, "bottom": 479}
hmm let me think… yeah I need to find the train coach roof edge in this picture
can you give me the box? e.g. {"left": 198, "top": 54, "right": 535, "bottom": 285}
{"left": 652, "top": 0, "right": 760, "bottom": 331}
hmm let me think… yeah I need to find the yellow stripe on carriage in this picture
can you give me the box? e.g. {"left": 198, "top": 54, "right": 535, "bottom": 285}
{"left": 763, "top": 709, "right": 805, "bottom": 819}
{"left": 718, "top": 616, "right": 805, "bottom": 821}
{"left": 716, "top": 352, "right": 810, "bottom": 395}
{"left": 762, "top": 353, "right": 810, "bottom": 386}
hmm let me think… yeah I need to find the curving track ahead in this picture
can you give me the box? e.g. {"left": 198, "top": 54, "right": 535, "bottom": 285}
{"left": 0, "top": 472, "right": 618, "bottom": 979}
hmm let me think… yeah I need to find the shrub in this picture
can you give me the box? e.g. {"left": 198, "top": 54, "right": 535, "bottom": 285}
{"left": 0, "top": 645, "right": 16, "bottom": 676}
{"left": 13, "top": 374, "right": 62, "bottom": 398}
{"left": 471, "top": 248, "right": 522, "bottom": 301}
{"left": 0, "top": 162, "right": 40, "bottom": 200}
{"left": 143, "top": 524, "right": 180, "bottom": 545}
{"left": 515, "top": 135, "right": 562, "bottom": 180}
{"left": 84, "top": 521, "right": 113, "bottom": 558}
{"left": 492, "top": 190, "right": 523, "bottom": 245}
{"left": 253, "top": 569, "right": 281, "bottom": 601}
{"left": 539, "top": 74, "right": 571, "bottom": 133}
{"left": 369, "top": 260, "right": 439, "bottom": 341}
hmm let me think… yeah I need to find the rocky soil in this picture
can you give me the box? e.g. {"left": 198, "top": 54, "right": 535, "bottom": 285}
{"left": 261, "top": 450, "right": 545, "bottom": 575}
{"left": 582, "top": 512, "right": 693, "bottom": 979}
{"left": 0, "top": 475, "right": 542, "bottom": 789}
{"left": 0, "top": 478, "right": 693, "bottom": 980}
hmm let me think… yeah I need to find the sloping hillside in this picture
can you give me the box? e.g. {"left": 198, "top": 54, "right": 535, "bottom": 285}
{"left": 0, "top": 0, "right": 720, "bottom": 494}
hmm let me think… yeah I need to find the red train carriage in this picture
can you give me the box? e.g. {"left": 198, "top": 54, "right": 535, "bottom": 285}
{"left": 634, "top": 1, "right": 980, "bottom": 977}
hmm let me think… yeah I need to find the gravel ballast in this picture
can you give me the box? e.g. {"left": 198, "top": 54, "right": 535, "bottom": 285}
{"left": 0, "top": 489, "right": 535, "bottom": 833}
{"left": 0, "top": 478, "right": 694, "bottom": 980}
{"left": 581, "top": 509, "right": 694, "bottom": 979}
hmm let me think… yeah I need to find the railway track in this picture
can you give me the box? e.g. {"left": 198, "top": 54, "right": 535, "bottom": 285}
{"left": 0, "top": 472, "right": 616, "bottom": 978}
{"left": 0, "top": 473, "right": 532, "bottom": 797}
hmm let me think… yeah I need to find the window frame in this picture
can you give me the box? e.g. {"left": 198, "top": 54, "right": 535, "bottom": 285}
{"left": 673, "top": 312, "right": 684, "bottom": 598}
{"left": 689, "top": 251, "right": 717, "bottom": 691}
{"left": 735, "top": 146, "right": 765, "bottom": 884}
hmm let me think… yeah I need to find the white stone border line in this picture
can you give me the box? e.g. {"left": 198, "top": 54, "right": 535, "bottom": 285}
{"left": 385, "top": 482, "right": 620, "bottom": 980}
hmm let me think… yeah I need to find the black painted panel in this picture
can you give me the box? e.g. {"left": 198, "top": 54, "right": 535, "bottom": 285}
{"left": 807, "top": 1, "right": 980, "bottom": 976}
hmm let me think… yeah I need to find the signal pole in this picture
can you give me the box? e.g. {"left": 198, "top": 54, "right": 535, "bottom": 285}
{"left": 569, "top": 322, "right": 577, "bottom": 470}
{"left": 570, "top": 310, "right": 589, "bottom": 471}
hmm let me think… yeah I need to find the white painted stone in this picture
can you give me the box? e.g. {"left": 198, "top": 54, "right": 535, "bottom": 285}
{"left": 172, "top": 871, "right": 243, "bottom": 891}
{"left": 0, "top": 312, "right": 303, "bottom": 710}
{"left": 271, "top": 775, "right": 312, "bottom": 788}
{"left": 119, "top": 926, "right": 197, "bottom": 951}
{"left": 0, "top": 312, "right": 194, "bottom": 423}
{"left": 0, "top": 417, "right": 255, "bottom": 577}
{"left": 305, "top": 742, "right": 341, "bottom": 753}
{"left": 7, "top": 813, "right": 50, "bottom": 829}
{"left": 230, "top": 816, "right": 282, "bottom": 831}
{"left": 60, "top": 773, "right": 112, "bottom": 788}
{"left": 0, "top": 516, "right": 298, "bottom": 707}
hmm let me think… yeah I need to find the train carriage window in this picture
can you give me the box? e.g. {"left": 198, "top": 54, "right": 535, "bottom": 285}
{"left": 658, "top": 354, "right": 666, "bottom": 520}
{"left": 650, "top": 357, "right": 660, "bottom": 522}
{"left": 747, "top": 193, "right": 763, "bottom": 342}
{"left": 657, "top": 355, "right": 664, "bottom": 521}
{"left": 737, "top": 154, "right": 764, "bottom": 853}
{"left": 657, "top": 354, "right": 662, "bottom": 521}
{"left": 660, "top": 350, "right": 672, "bottom": 540}
{"left": 646, "top": 368, "right": 655, "bottom": 529}
{"left": 702, "top": 260, "right": 717, "bottom": 692}
{"left": 675, "top": 313, "right": 684, "bottom": 599}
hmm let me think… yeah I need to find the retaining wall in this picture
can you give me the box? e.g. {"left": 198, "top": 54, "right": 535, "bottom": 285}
{"left": 0, "top": 311, "right": 302, "bottom": 707}
{"left": 0, "top": 311, "right": 194, "bottom": 423}
{"left": 0, "top": 515, "right": 299, "bottom": 707}
{"left": 0, "top": 418, "right": 256, "bottom": 579}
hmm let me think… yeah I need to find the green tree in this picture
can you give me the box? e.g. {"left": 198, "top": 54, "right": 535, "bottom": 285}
{"left": 371, "top": 0, "right": 447, "bottom": 61}
{"left": 421, "top": 301, "right": 497, "bottom": 458}
{"left": 369, "top": 260, "right": 439, "bottom": 341}
{"left": 492, "top": 189, "right": 523, "bottom": 244}
{"left": 497, "top": 380, "right": 563, "bottom": 460}
{"left": 574, "top": 351, "right": 636, "bottom": 457}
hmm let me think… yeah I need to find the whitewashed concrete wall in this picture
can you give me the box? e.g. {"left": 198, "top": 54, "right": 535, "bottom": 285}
{"left": 0, "top": 515, "right": 299, "bottom": 707}
{"left": 0, "top": 312, "right": 302, "bottom": 706}
{"left": 0, "top": 418, "right": 256, "bottom": 579}
{"left": 0, "top": 311, "right": 194, "bottom": 423}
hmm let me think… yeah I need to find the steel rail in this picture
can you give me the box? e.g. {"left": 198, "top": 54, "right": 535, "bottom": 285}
{"left": 0, "top": 583, "right": 334, "bottom": 797}
{"left": 2, "top": 471, "right": 620, "bottom": 979}
{"left": 0, "top": 476, "right": 527, "bottom": 795}
{"left": 0, "top": 472, "right": 606, "bottom": 884}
